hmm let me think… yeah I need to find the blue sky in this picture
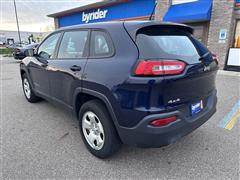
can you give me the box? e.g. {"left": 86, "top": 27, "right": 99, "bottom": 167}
{"left": 0, "top": 0, "right": 100, "bottom": 32}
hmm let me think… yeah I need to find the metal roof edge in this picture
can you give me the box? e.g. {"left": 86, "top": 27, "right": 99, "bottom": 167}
{"left": 47, "top": 0, "right": 125, "bottom": 18}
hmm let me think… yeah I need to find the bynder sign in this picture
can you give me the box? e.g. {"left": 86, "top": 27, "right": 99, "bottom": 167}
{"left": 82, "top": 9, "right": 108, "bottom": 23}
{"left": 57, "top": 0, "right": 155, "bottom": 27}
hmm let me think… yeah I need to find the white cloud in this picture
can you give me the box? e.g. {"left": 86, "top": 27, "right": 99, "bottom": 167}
{"left": 1, "top": 0, "right": 100, "bottom": 32}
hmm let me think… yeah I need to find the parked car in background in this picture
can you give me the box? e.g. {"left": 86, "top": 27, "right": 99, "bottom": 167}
{"left": 6, "top": 42, "right": 28, "bottom": 49}
{"left": 13, "top": 43, "right": 38, "bottom": 60}
{"left": 20, "top": 21, "right": 218, "bottom": 158}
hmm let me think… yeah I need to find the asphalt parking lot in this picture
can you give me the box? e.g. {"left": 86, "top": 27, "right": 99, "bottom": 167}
{"left": 1, "top": 56, "right": 239, "bottom": 180}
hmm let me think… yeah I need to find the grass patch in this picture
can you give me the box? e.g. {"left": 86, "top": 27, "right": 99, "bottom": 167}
{"left": 0, "top": 48, "right": 13, "bottom": 54}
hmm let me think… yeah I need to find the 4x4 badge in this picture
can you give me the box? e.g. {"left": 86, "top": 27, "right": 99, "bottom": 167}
{"left": 168, "top": 98, "right": 181, "bottom": 104}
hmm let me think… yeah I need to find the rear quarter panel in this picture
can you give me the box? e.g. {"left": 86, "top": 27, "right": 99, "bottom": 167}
{"left": 83, "top": 24, "right": 140, "bottom": 127}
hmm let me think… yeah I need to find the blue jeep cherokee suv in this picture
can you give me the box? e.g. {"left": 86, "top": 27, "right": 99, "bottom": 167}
{"left": 20, "top": 21, "right": 218, "bottom": 158}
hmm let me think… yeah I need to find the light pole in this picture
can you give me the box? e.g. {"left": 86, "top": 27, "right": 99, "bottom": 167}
{"left": 13, "top": 0, "right": 22, "bottom": 46}
{"left": 149, "top": 1, "right": 158, "bottom": 20}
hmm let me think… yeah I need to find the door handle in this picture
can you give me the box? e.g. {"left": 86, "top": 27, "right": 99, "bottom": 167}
{"left": 70, "top": 65, "right": 81, "bottom": 72}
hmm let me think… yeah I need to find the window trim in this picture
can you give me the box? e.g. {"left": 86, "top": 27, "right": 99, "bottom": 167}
{"left": 88, "top": 28, "right": 115, "bottom": 59}
{"left": 55, "top": 29, "right": 91, "bottom": 60}
{"left": 36, "top": 31, "right": 62, "bottom": 59}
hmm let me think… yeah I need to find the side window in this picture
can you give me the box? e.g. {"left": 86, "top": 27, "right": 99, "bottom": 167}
{"left": 58, "top": 31, "right": 88, "bottom": 59}
{"left": 90, "top": 30, "right": 114, "bottom": 57}
{"left": 38, "top": 33, "right": 60, "bottom": 59}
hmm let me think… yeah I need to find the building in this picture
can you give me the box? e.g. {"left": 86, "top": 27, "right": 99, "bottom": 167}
{"left": 47, "top": 0, "right": 156, "bottom": 28}
{"left": 48, "top": 0, "right": 240, "bottom": 70}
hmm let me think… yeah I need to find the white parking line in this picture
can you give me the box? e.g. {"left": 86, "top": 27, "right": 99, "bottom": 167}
{"left": 217, "top": 70, "right": 240, "bottom": 77}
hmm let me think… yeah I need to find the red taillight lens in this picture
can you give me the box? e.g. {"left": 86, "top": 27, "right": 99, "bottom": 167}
{"left": 15, "top": 48, "right": 21, "bottom": 52}
{"left": 135, "top": 60, "right": 186, "bottom": 76}
{"left": 150, "top": 116, "right": 177, "bottom": 127}
{"left": 212, "top": 54, "right": 219, "bottom": 65}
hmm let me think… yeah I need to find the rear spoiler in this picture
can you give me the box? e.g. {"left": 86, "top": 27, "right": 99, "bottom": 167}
{"left": 123, "top": 21, "right": 194, "bottom": 41}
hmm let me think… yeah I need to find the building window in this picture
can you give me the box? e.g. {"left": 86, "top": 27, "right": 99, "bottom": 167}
{"left": 234, "top": 20, "right": 240, "bottom": 48}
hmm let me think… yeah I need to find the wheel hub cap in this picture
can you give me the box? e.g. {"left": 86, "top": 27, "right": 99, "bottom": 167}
{"left": 23, "top": 78, "right": 31, "bottom": 99}
{"left": 82, "top": 111, "right": 105, "bottom": 150}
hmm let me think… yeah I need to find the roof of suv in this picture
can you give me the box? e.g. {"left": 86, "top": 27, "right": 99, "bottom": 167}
{"left": 57, "top": 21, "right": 124, "bottom": 31}
{"left": 56, "top": 21, "right": 194, "bottom": 40}
{"left": 58, "top": 20, "right": 192, "bottom": 31}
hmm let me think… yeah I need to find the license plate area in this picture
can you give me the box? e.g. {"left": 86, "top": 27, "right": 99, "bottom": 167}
{"left": 191, "top": 100, "right": 203, "bottom": 116}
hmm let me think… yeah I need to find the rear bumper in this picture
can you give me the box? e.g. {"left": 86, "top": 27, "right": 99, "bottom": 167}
{"left": 13, "top": 52, "right": 25, "bottom": 59}
{"left": 117, "top": 90, "right": 217, "bottom": 147}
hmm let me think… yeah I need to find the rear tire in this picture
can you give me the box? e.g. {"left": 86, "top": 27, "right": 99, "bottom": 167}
{"left": 22, "top": 73, "right": 41, "bottom": 103}
{"left": 79, "top": 99, "right": 121, "bottom": 158}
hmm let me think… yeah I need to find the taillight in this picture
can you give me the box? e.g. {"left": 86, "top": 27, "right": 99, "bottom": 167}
{"left": 212, "top": 54, "right": 219, "bottom": 65}
{"left": 15, "top": 48, "right": 21, "bottom": 52}
{"left": 135, "top": 60, "right": 186, "bottom": 76}
{"left": 150, "top": 116, "right": 177, "bottom": 127}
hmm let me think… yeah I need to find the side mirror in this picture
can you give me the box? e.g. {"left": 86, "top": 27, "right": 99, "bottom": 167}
{"left": 38, "top": 57, "right": 48, "bottom": 65}
{"left": 37, "top": 51, "right": 49, "bottom": 65}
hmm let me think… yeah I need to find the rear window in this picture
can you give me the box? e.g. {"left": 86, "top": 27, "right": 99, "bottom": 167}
{"left": 136, "top": 26, "right": 203, "bottom": 64}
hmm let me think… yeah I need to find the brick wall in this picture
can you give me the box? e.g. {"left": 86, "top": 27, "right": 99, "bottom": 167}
{"left": 207, "top": 0, "right": 235, "bottom": 68}
{"left": 155, "top": 0, "right": 169, "bottom": 21}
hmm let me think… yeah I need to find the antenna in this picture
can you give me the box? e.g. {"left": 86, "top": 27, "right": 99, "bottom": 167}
{"left": 149, "top": 1, "right": 158, "bottom": 20}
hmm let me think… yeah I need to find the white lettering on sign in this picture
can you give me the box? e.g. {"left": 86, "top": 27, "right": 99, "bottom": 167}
{"left": 172, "top": 0, "right": 198, "bottom": 5}
{"left": 82, "top": 9, "right": 108, "bottom": 23}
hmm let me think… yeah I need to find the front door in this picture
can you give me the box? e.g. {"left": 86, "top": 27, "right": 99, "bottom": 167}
{"left": 28, "top": 32, "right": 61, "bottom": 97}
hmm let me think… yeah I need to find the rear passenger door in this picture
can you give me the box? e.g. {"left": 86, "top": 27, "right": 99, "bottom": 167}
{"left": 47, "top": 30, "right": 89, "bottom": 107}
{"left": 82, "top": 30, "right": 115, "bottom": 94}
